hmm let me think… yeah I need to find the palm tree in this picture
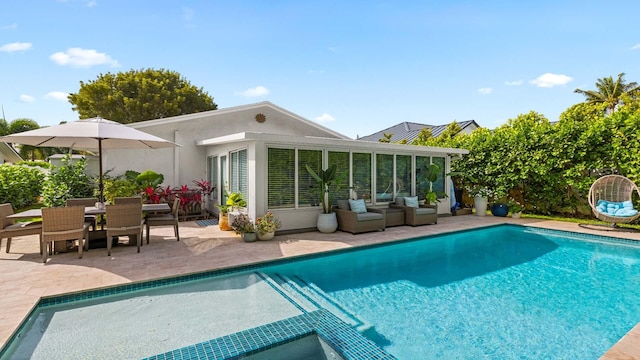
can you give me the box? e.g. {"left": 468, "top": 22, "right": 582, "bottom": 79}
{"left": 574, "top": 73, "right": 640, "bottom": 113}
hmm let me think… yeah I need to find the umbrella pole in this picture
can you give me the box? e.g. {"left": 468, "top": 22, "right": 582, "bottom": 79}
{"left": 99, "top": 139, "right": 104, "bottom": 204}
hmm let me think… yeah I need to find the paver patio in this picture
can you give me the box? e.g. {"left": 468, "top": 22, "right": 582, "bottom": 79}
{"left": 0, "top": 215, "right": 638, "bottom": 358}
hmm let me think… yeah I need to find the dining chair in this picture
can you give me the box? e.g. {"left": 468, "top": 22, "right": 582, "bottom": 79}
{"left": 145, "top": 197, "right": 180, "bottom": 245}
{"left": 66, "top": 197, "right": 99, "bottom": 230}
{"left": 0, "top": 203, "right": 43, "bottom": 254}
{"left": 114, "top": 196, "right": 143, "bottom": 205}
{"left": 105, "top": 203, "right": 144, "bottom": 256}
{"left": 41, "top": 206, "right": 90, "bottom": 263}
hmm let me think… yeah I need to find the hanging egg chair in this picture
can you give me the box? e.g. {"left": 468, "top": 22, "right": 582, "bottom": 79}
{"left": 588, "top": 174, "right": 640, "bottom": 226}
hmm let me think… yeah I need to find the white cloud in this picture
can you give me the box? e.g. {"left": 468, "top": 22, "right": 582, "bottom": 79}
{"left": 505, "top": 80, "right": 523, "bottom": 86}
{"left": 1, "top": 23, "right": 17, "bottom": 30}
{"left": 50, "top": 47, "right": 119, "bottom": 67}
{"left": 19, "top": 94, "right": 35, "bottom": 103}
{"left": 631, "top": 43, "right": 640, "bottom": 50}
{"left": 477, "top": 87, "right": 493, "bottom": 95}
{"left": 45, "top": 91, "right": 69, "bottom": 101}
{"left": 529, "top": 73, "right": 573, "bottom": 88}
{"left": 241, "top": 86, "right": 270, "bottom": 97}
{"left": 86, "top": 0, "right": 97, "bottom": 7}
{"left": 0, "top": 42, "right": 32, "bottom": 52}
{"left": 315, "top": 113, "right": 335, "bottom": 122}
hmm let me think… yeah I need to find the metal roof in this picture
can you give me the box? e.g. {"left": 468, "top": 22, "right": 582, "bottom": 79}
{"left": 357, "top": 120, "right": 479, "bottom": 143}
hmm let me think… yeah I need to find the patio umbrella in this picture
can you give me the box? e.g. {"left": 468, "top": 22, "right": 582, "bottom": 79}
{"left": 0, "top": 117, "right": 179, "bottom": 203}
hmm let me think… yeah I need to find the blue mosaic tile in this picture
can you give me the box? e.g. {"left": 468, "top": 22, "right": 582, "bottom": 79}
{"left": 145, "top": 310, "right": 394, "bottom": 360}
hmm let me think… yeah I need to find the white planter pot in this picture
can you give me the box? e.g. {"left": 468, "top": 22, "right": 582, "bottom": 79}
{"left": 317, "top": 213, "right": 338, "bottom": 233}
{"left": 511, "top": 212, "right": 522, "bottom": 219}
{"left": 474, "top": 196, "right": 488, "bottom": 216}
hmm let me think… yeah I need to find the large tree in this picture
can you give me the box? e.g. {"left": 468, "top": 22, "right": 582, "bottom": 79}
{"left": 574, "top": 73, "right": 640, "bottom": 113}
{"left": 68, "top": 68, "right": 218, "bottom": 123}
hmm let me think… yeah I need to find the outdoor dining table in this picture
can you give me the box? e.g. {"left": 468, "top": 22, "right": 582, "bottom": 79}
{"left": 7, "top": 203, "right": 171, "bottom": 219}
{"left": 8, "top": 203, "right": 172, "bottom": 251}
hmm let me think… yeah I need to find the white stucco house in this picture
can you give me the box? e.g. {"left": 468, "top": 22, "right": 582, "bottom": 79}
{"left": 104, "top": 102, "right": 468, "bottom": 232}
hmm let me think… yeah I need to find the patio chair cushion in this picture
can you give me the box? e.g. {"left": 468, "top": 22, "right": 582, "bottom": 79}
{"left": 356, "top": 212, "right": 384, "bottom": 221}
{"left": 337, "top": 200, "right": 350, "bottom": 210}
{"left": 349, "top": 199, "right": 367, "bottom": 213}
{"left": 415, "top": 207, "right": 437, "bottom": 215}
{"left": 405, "top": 196, "right": 419, "bottom": 208}
{"left": 394, "top": 197, "right": 405, "bottom": 206}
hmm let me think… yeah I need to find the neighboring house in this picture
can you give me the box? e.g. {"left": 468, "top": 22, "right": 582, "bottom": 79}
{"left": 49, "top": 154, "right": 100, "bottom": 178}
{"left": 104, "top": 102, "right": 468, "bottom": 232}
{"left": 0, "top": 143, "right": 23, "bottom": 164}
{"left": 357, "top": 120, "right": 479, "bottom": 143}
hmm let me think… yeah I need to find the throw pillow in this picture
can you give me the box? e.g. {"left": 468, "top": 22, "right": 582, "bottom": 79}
{"left": 349, "top": 199, "right": 367, "bottom": 213}
{"left": 394, "top": 197, "right": 405, "bottom": 207}
{"left": 405, "top": 196, "right": 419, "bottom": 208}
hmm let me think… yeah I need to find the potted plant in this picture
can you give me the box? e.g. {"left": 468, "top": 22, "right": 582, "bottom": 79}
{"left": 305, "top": 164, "right": 340, "bottom": 233}
{"left": 216, "top": 203, "right": 232, "bottom": 231}
{"left": 490, "top": 189, "right": 509, "bottom": 217}
{"left": 423, "top": 163, "right": 446, "bottom": 205}
{"left": 468, "top": 185, "right": 493, "bottom": 216}
{"left": 508, "top": 198, "right": 525, "bottom": 218}
{"left": 256, "top": 212, "right": 282, "bottom": 240}
{"left": 225, "top": 192, "right": 247, "bottom": 225}
{"left": 231, "top": 213, "right": 256, "bottom": 242}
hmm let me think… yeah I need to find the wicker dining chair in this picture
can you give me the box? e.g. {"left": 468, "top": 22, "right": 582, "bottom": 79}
{"left": 66, "top": 197, "right": 99, "bottom": 231}
{"left": 0, "top": 203, "right": 43, "bottom": 254}
{"left": 145, "top": 197, "right": 180, "bottom": 244}
{"left": 41, "top": 206, "right": 90, "bottom": 263}
{"left": 105, "top": 203, "right": 144, "bottom": 256}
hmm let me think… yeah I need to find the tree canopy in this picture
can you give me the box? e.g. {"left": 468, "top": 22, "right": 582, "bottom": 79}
{"left": 68, "top": 68, "right": 218, "bottom": 124}
{"left": 574, "top": 73, "right": 640, "bottom": 113}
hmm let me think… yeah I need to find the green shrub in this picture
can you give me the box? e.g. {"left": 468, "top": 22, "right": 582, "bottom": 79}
{"left": 0, "top": 163, "right": 46, "bottom": 209}
{"left": 42, "top": 154, "right": 95, "bottom": 207}
{"left": 102, "top": 176, "right": 140, "bottom": 203}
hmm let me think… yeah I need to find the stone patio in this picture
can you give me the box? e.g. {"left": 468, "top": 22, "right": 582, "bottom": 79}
{"left": 0, "top": 215, "right": 638, "bottom": 358}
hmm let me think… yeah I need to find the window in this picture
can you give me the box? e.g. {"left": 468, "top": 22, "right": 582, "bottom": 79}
{"left": 396, "top": 155, "right": 411, "bottom": 198}
{"left": 432, "top": 157, "right": 446, "bottom": 199}
{"left": 376, "top": 154, "right": 394, "bottom": 202}
{"left": 416, "top": 155, "right": 446, "bottom": 200}
{"left": 207, "top": 156, "right": 218, "bottom": 203}
{"left": 230, "top": 149, "right": 248, "bottom": 201}
{"left": 352, "top": 153, "right": 372, "bottom": 202}
{"left": 298, "top": 149, "right": 322, "bottom": 207}
{"left": 267, "top": 148, "right": 295, "bottom": 208}
{"left": 328, "top": 151, "right": 350, "bottom": 203}
{"left": 220, "top": 155, "right": 227, "bottom": 205}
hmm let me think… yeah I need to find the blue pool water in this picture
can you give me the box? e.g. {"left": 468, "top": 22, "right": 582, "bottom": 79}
{"left": 263, "top": 226, "right": 640, "bottom": 359}
{"left": 3, "top": 225, "right": 640, "bottom": 359}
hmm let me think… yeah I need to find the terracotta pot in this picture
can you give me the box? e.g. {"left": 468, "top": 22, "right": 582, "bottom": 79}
{"left": 219, "top": 214, "right": 232, "bottom": 231}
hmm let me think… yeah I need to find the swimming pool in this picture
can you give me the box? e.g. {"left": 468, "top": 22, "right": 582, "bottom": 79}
{"left": 2, "top": 225, "right": 639, "bottom": 359}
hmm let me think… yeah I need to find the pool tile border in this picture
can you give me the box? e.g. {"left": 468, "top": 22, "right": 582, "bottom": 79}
{"left": 144, "top": 310, "right": 395, "bottom": 360}
{"left": 4, "top": 223, "right": 638, "bottom": 358}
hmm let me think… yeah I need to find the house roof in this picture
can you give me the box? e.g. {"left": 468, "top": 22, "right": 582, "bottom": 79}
{"left": 357, "top": 120, "right": 479, "bottom": 143}
{"left": 128, "top": 101, "right": 350, "bottom": 140}
{"left": 0, "top": 143, "right": 23, "bottom": 163}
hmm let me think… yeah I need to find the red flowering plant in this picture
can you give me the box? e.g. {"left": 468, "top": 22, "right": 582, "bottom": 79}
{"left": 143, "top": 185, "right": 172, "bottom": 204}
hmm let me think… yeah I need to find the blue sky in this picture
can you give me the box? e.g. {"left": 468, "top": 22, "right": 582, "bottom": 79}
{"left": 1, "top": 1, "right": 639, "bottom": 139}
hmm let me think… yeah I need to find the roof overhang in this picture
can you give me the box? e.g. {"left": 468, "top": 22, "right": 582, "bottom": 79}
{"left": 197, "top": 132, "right": 469, "bottom": 156}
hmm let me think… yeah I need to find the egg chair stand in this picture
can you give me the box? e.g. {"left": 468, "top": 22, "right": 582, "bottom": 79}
{"left": 584, "top": 174, "right": 640, "bottom": 230}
